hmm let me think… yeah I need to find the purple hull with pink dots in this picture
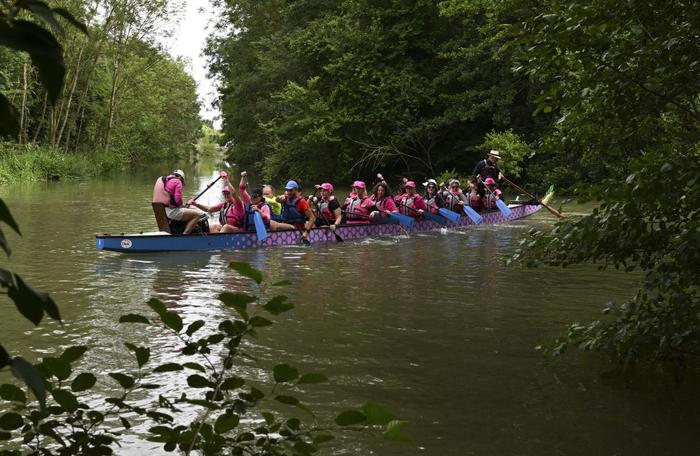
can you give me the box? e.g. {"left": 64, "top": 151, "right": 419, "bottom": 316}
{"left": 96, "top": 202, "right": 543, "bottom": 253}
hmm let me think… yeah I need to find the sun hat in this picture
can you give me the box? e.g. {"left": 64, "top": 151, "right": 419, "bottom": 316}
{"left": 320, "top": 182, "right": 334, "bottom": 192}
{"left": 351, "top": 180, "right": 366, "bottom": 189}
{"left": 449, "top": 178, "right": 461, "bottom": 186}
{"left": 285, "top": 180, "right": 299, "bottom": 190}
{"left": 484, "top": 177, "right": 497, "bottom": 185}
{"left": 405, "top": 181, "right": 416, "bottom": 188}
{"left": 488, "top": 150, "right": 502, "bottom": 160}
{"left": 173, "top": 169, "right": 186, "bottom": 182}
{"left": 423, "top": 179, "right": 437, "bottom": 187}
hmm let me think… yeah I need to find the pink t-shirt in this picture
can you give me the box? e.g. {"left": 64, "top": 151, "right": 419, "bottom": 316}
{"left": 163, "top": 177, "right": 183, "bottom": 207}
{"left": 369, "top": 194, "right": 398, "bottom": 213}
{"left": 214, "top": 185, "right": 251, "bottom": 227}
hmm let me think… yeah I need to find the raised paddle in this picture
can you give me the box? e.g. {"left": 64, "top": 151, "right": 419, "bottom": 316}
{"left": 478, "top": 177, "right": 512, "bottom": 218}
{"left": 189, "top": 172, "right": 225, "bottom": 204}
{"left": 501, "top": 176, "right": 564, "bottom": 219}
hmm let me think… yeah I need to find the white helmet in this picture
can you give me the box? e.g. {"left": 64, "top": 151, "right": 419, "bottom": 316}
{"left": 172, "top": 169, "right": 185, "bottom": 182}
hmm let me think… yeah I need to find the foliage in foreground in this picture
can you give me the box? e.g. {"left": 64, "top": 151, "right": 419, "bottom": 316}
{"left": 503, "top": 0, "right": 700, "bottom": 367}
{"left": 1, "top": 201, "right": 404, "bottom": 453}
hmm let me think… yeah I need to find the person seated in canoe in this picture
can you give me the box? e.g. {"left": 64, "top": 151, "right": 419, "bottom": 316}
{"left": 189, "top": 172, "right": 250, "bottom": 233}
{"left": 423, "top": 179, "right": 445, "bottom": 214}
{"left": 343, "top": 180, "right": 374, "bottom": 224}
{"left": 394, "top": 181, "right": 427, "bottom": 217}
{"left": 152, "top": 169, "right": 203, "bottom": 234}
{"left": 241, "top": 187, "right": 281, "bottom": 232}
{"left": 275, "top": 180, "right": 316, "bottom": 243}
{"left": 467, "top": 177, "right": 482, "bottom": 211}
{"left": 439, "top": 179, "right": 469, "bottom": 214}
{"left": 368, "top": 179, "right": 398, "bottom": 221}
{"left": 311, "top": 182, "right": 342, "bottom": 229}
{"left": 481, "top": 177, "right": 503, "bottom": 210}
{"left": 262, "top": 184, "right": 283, "bottom": 221}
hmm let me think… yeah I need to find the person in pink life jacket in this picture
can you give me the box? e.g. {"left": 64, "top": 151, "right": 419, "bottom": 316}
{"left": 481, "top": 177, "right": 503, "bottom": 210}
{"left": 467, "top": 177, "right": 482, "bottom": 210}
{"left": 343, "top": 180, "right": 374, "bottom": 224}
{"left": 423, "top": 179, "right": 445, "bottom": 214}
{"left": 310, "top": 182, "right": 342, "bottom": 229}
{"left": 439, "top": 179, "right": 469, "bottom": 214}
{"left": 188, "top": 171, "right": 251, "bottom": 233}
{"left": 152, "top": 169, "right": 202, "bottom": 234}
{"left": 368, "top": 181, "right": 398, "bottom": 220}
{"left": 394, "top": 181, "right": 427, "bottom": 217}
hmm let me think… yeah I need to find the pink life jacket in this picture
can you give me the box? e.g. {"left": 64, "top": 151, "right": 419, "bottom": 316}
{"left": 443, "top": 191, "right": 463, "bottom": 213}
{"left": 398, "top": 195, "right": 419, "bottom": 216}
{"left": 482, "top": 188, "right": 501, "bottom": 209}
{"left": 316, "top": 196, "right": 336, "bottom": 223}
{"left": 153, "top": 175, "right": 178, "bottom": 207}
{"left": 345, "top": 195, "right": 370, "bottom": 221}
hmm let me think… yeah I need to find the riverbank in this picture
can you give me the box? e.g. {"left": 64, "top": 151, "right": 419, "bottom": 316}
{"left": 0, "top": 142, "right": 126, "bottom": 185}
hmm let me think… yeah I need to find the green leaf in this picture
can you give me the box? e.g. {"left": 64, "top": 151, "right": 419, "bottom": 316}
{"left": 0, "top": 229, "right": 10, "bottom": 256}
{"left": 0, "top": 198, "right": 21, "bottom": 236}
{"left": 10, "top": 357, "right": 46, "bottom": 410}
{"left": 261, "top": 412, "right": 275, "bottom": 425}
{"left": 52, "top": 389, "right": 79, "bottom": 413}
{"left": 43, "top": 357, "right": 71, "bottom": 380}
{"left": 124, "top": 343, "right": 150, "bottom": 368}
{"left": 274, "top": 395, "right": 299, "bottom": 406}
{"left": 153, "top": 363, "right": 183, "bottom": 373}
{"left": 362, "top": 401, "right": 394, "bottom": 425}
{"left": 108, "top": 373, "right": 135, "bottom": 389}
{"left": 0, "top": 344, "right": 11, "bottom": 369}
{"left": 218, "top": 292, "right": 255, "bottom": 319}
{"left": 383, "top": 419, "right": 410, "bottom": 442}
{"left": 272, "top": 280, "right": 291, "bottom": 287}
{"left": 182, "top": 362, "right": 206, "bottom": 372}
{"left": 60, "top": 345, "right": 87, "bottom": 363}
{"left": 297, "top": 373, "right": 328, "bottom": 384}
{"left": 0, "top": 412, "right": 23, "bottom": 430}
{"left": 0, "top": 384, "right": 26, "bottom": 403}
{"left": 249, "top": 316, "right": 272, "bottom": 327}
{"left": 214, "top": 413, "right": 239, "bottom": 433}
{"left": 52, "top": 7, "right": 88, "bottom": 34}
{"left": 186, "top": 374, "right": 212, "bottom": 388}
{"left": 0, "top": 431, "right": 11, "bottom": 441}
{"left": 313, "top": 434, "right": 335, "bottom": 445}
{"left": 263, "top": 295, "right": 293, "bottom": 315}
{"left": 71, "top": 373, "right": 96, "bottom": 392}
{"left": 220, "top": 376, "right": 245, "bottom": 390}
{"left": 147, "top": 298, "right": 167, "bottom": 315}
{"left": 120, "top": 417, "right": 131, "bottom": 430}
{"left": 161, "top": 312, "right": 183, "bottom": 333}
{"left": 0, "top": 94, "right": 20, "bottom": 139}
{"left": 186, "top": 320, "right": 205, "bottom": 336}
{"left": 273, "top": 364, "right": 299, "bottom": 383}
{"left": 119, "top": 314, "right": 150, "bottom": 324}
{"left": 228, "top": 262, "right": 263, "bottom": 284}
{"left": 335, "top": 410, "right": 366, "bottom": 426}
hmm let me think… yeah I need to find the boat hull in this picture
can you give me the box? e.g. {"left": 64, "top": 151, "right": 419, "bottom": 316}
{"left": 96, "top": 203, "right": 542, "bottom": 253}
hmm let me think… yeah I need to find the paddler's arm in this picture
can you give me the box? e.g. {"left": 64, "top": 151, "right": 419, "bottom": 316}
{"left": 302, "top": 206, "right": 315, "bottom": 239}
{"left": 239, "top": 171, "right": 248, "bottom": 190}
{"left": 188, "top": 200, "right": 218, "bottom": 212}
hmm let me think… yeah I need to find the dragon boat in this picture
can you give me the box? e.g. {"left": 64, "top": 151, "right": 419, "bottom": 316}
{"left": 95, "top": 189, "right": 552, "bottom": 253}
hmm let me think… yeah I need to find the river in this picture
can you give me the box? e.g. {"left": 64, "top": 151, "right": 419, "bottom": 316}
{"left": 1, "top": 169, "right": 699, "bottom": 455}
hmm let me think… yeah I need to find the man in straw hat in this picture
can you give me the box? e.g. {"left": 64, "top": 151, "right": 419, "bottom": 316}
{"left": 473, "top": 149, "right": 504, "bottom": 182}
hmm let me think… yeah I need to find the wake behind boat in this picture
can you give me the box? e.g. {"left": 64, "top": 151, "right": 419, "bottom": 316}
{"left": 95, "top": 197, "right": 547, "bottom": 253}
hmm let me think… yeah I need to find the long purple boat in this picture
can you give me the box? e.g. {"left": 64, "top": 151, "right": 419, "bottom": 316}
{"left": 95, "top": 191, "right": 551, "bottom": 253}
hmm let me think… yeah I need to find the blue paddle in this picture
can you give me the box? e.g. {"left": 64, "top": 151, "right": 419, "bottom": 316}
{"left": 422, "top": 210, "right": 448, "bottom": 225}
{"left": 462, "top": 205, "right": 483, "bottom": 224}
{"left": 496, "top": 198, "right": 512, "bottom": 218}
{"left": 253, "top": 211, "right": 268, "bottom": 241}
{"left": 438, "top": 207, "right": 461, "bottom": 223}
{"left": 388, "top": 211, "right": 414, "bottom": 228}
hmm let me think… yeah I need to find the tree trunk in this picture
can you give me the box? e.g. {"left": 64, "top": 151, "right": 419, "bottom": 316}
{"left": 57, "top": 44, "right": 85, "bottom": 148}
{"left": 104, "top": 54, "right": 120, "bottom": 153}
{"left": 32, "top": 92, "right": 48, "bottom": 144}
{"left": 49, "top": 106, "right": 57, "bottom": 147}
{"left": 18, "top": 63, "right": 28, "bottom": 144}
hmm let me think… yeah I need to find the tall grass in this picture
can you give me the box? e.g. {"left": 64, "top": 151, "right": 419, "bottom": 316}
{"left": 0, "top": 142, "right": 125, "bottom": 185}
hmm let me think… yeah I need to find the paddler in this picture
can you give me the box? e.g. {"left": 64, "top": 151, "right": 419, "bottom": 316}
{"left": 262, "top": 184, "right": 283, "bottom": 221}
{"left": 394, "top": 181, "right": 427, "bottom": 217}
{"left": 242, "top": 187, "right": 281, "bottom": 232}
{"left": 368, "top": 180, "right": 398, "bottom": 220}
{"left": 189, "top": 172, "right": 250, "bottom": 233}
{"left": 152, "top": 169, "right": 202, "bottom": 234}
{"left": 482, "top": 177, "right": 503, "bottom": 210}
{"left": 423, "top": 179, "right": 445, "bottom": 214}
{"left": 439, "top": 179, "right": 469, "bottom": 214}
{"left": 275, "top": 180, "right": 316, "bottom": 242}
{"left": 343, "top": 180, "right": 374, "bottom": 224}
{"left": 312, "top": 183, "right": 342, "bottom": 229}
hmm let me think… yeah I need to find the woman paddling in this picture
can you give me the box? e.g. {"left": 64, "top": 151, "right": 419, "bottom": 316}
{"left": 343, "top": 180, "right": 374, "bottom": 224}
{"left": 313, "top": 182, "right": 342, "bottom": 229}
{"left": 368, "top": 180, "right": 398, "bottom": 220}
{"left": 423, "top": 179, "right": 445, "bottom": 214}
{"left": 439, "top": 179, "right": 469, "bottom": 214}
{"left": 394, "top": 181, "right": 427, "bottom": 217}
{"left": 189, "top": 171, "right": 250, "bottom": 233}
{"left": 482, "top": 177, "right": 503, "bottom": 210}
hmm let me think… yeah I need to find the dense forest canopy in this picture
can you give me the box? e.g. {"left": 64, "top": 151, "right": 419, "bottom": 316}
{"left": 0, "top": 0, "right": 201, "bottom": 165}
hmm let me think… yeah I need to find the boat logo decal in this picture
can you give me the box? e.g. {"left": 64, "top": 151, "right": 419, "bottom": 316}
{"left": 121, "top": 239, "right": 133, "bottom": 249}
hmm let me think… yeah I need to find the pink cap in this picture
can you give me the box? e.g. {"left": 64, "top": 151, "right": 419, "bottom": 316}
{"left": 484, "top": 177, "right": 496, "bottom": 185}
{"left": 352, "top": 180, "right": 366, "bottom": 189}
{"left": 405, "top": 181, "right": 416, "bottom": 188}
{"left": 222, "top": 187, "right": 231, "bottom": 193}
{"left": 320, "top": 182, "right": 334, "bottom": 192}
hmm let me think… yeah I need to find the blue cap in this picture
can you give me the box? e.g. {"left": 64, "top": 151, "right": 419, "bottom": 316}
{"left": 285, "top": 180, "right": 299, "bottom": 190}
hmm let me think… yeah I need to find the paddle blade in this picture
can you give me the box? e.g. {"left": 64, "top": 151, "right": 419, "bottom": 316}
{"left": 374, "top": 215, "right": 399, "bottom": 224}
{"left": 253, "top": 212, "right": 268, "bottom": 241}
{"left": 496, "top": 199, "right": 513, "bottom": 218}
{"left": 462, "top": 206, "right": 482, "bottom": 225}
{"left": 423, "top": 211, "right": 447, "bottom": 225}
{"left": 389, "top": 212, "right": 414, "bottom": 228}
{"left": 438, "top": 208, "right": 460, "bottom": 223}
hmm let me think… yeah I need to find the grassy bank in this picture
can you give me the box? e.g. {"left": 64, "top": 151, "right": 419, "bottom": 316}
{"left": 0, "top": 142, "right": 126, "bottom": 185}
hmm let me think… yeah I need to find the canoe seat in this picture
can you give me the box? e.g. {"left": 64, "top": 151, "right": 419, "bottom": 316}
{"left": 152, "top": 203, "right": 171, "bottom": 233}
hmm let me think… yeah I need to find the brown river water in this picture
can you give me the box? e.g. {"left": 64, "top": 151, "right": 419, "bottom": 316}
{"left": 1, "top": 168, "right": 699, "bottom": 455}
